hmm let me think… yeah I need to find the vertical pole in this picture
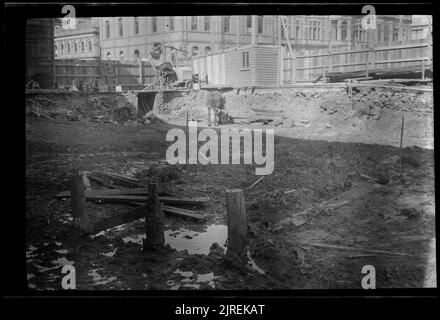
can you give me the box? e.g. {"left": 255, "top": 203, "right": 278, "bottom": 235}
{"left": 71, "top": 172, "right": 90, "bottom": 231}
{"left": 226, "top": 189, "right": 247, "bottom": 260}
{"left": 144, "top": 182, "right": 165, "bottom": 251}
{"left": 186, "top": 110, "right": 189, "bottom": 164}
{"left": 292, "top": 48, "right": 296, "bottom": 84}
{"left": 251, "top": 15, "right": 257, "bottom": 45}
{"left": 399, "top": 116, "right": 405, "bottom": 178}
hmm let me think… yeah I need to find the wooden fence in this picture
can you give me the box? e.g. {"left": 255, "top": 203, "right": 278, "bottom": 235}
{"left": 54, "top": 60, "right": 158, "bottom": 90}
{"left": 282, "top": 41, "right": 433, "bottom": 83}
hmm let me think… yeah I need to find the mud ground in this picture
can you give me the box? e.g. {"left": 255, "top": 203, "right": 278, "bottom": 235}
{"left": 26, "top": 110, "right": 435, "bottom": 290}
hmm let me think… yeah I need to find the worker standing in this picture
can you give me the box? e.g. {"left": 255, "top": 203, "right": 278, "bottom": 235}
{"left": 206, "top": 90, "right": 223, "bottom": 126}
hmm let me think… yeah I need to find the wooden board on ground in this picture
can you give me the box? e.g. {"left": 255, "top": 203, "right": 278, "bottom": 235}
{"left": 55, "top": 191, "right": 210, "bottom": 206}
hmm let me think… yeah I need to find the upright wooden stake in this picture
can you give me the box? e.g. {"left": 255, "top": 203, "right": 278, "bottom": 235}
{"left": 186, "top": 110, "right": 189, "bottom": 164}
{"left": 71, "top": 172, "right": 90, "bottom": 231}
{"left": 225, "top": 189, "right": 247, "bottom": 261}
{"left": 144, "top": 182, "right": 165, "bottom": 251}
{"left": 400, "top": 116, "right": 405, "bottom": 178}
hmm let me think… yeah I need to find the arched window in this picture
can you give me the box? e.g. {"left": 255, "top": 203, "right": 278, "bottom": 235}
{"left": 81, "top": 41, "right": 85, "bottom": 53}
{"left": 204, "top": 46, "right": 211, "bottom": 55}
{"left": 191, "top": 46, "right": 199, "bottom": 57}
{"left": 119, "top": 50, "right": 125, "bottom": 61}
{"left": 60, "top": 44, "right": 64, "bottom": 54}
{"left": 134, "top": 49, "right": 140, "bottom": 60}
{"left": 67, "top": 43, "right": 71, "bottom": 53}
{"left": 74, "top": 42, "right": 78, "bottom": 53}
{"left": 88, "top": 40, "right": 93, "bottom": 52}
{"left": 341, "top": 21, "right": 347, "bottom": 40}
{"left": 105, "top": 20, "right": 110, "bottom": 38}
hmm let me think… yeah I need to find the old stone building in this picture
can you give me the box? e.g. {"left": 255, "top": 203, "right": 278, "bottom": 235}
{"left": 98, "top": 15, "right": 412, "bottom": 63}
{"left": 54, "top": 18, "right": 101, "bottom": 60}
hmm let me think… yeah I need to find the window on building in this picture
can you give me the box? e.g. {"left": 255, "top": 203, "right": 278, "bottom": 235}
{"left": 257, "top": 16, "right": 263, "bottom": 34}
{"left": 384, "top": 25, "right": 390, "bottom": 43}
{"left": 170, "top": 16, "right": 174, "bottom": 31}
{"left": 88, "top": 40, "right": 92, "bottom": 52}
{"left": 60, "top": 44, "right": 64, "bottom": 54}
{"left": 134, "top": 49, "right": 140, "bottom": 60}
{"left": 55, "top": 44, "right": 58, "bottom": 53}
{"left": 393, "top": 26, "right": 399, "bottom": 42}
{"left": 67, "top": 43, "right": 70, "bottom": 53}
{"left": 247, "top": 16, "right": 252, "bottom": 33}
{"left": 191, "top": 16, "right": 198, "bottom": 31}
{"left": 331, "top": 20, "right": 338, "bottom": 41}
{"left": 105, "top": 20, "right": 110, "bottom": 38}
{"left": 152, "top": 17, "right": 157, "bottom": 32}
{"left": 74, "top": 42, "right": 78, "bottom": 53}
{"left": 296, "top": 22, "right": 300, "bottom": 39}
{"left": 191, "top": 46, "right": 199, "bottom": 56}
{"left": 204, "top": 46, "right": 211, "bottom": 55}
{"left": 204, "top": 16, "right": 210, "bottom": 32}
{"left": 118, "top": 18, "right": 123, "bottom": 36}
{"left": 134, "top": 17, "right": 139, "bottom": 35}
{"left": 80, "top": 41, "right": 85, "bottom": 53}
{"left": 341, "top": 21, "right": 347, "bottom": 40}
{"left": 119, "top": 50, "right": 125, "bottom": 61}
{"left": 242, "top": 51, "right": 249, "bottom": 68}
{"left": 223, "top": 16, "right": 230, "bottom": 33}
{"left": 106, "top": 52, "right": 112, "bottom": 59}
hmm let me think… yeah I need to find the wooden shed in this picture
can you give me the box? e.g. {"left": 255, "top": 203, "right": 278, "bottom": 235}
{"left": 192, "top": 44, "right": 281, "bottom": 87}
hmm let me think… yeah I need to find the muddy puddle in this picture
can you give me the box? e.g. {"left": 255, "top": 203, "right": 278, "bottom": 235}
{"left": 164, "top": 224, "right": 228, "bottom": 255}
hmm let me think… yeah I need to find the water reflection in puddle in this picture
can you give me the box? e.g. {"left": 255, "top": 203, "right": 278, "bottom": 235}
{"left": 165, "top": 224, "right": 227, "bottom": 255}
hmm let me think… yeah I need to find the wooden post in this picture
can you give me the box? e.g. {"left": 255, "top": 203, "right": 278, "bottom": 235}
{"left": 144, "top": 182, "right": 165, "bottom": 251}
{"left": 225, "top": 189, "right": 247, "bottom": 261}
{"left": 186, "top": 110, "right": 189, "bottom": 164}
{"left": 292, "top": 48, "right": 296, "bottom": 84}
{"left": 399, "top": 116, "right": 405, "bottom": 178}
{"left": 71, "top": 172, "right": 90, "bottom": 231}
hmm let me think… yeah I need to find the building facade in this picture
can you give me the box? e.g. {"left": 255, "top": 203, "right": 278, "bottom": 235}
{"left": 98, "top": 15, "right": 412, "bottom": 63}
{"left": 54, "top": 18, "right": 101, "bottom": 60}
{"left": 411, "top": 15, "right": 432, "bottom": 40}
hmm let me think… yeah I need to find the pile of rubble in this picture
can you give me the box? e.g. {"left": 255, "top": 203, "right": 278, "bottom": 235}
{"left": 26, "top": 93, "right": 138, "bottom": 124}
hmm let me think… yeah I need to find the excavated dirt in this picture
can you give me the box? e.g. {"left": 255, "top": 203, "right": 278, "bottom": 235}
{"left": 158, "top": 85, "right": 433, "bottom": 149}
{"left": 25, "top": 90, "right": 435, "bottom": 290}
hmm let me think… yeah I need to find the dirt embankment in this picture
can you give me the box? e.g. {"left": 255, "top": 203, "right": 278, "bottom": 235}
{"left": 157, "top": 85, "right": 433, "bottom": 149}
{"left": 26, "top": 92, "right": 139, "bottom": 123}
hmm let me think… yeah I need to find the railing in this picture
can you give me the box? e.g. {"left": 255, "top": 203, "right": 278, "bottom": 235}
{"left": 282, "top": 41, "right": 433, "bottom": 83}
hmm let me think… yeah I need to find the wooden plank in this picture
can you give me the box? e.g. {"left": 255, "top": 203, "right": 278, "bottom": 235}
{"left": 55, "top": 188, "right": 149, "bottom": 198}
{"left": 161, "top": 205, "right": 206, "bottom": 221}
{"left": 92, "top": 171, "right": 144, "bottom": 188}
{"left": 91, "top": 205, "right": 146, "bottom": 233}
{"left": 56, "top": 191, "right": 210, "bottom": 206}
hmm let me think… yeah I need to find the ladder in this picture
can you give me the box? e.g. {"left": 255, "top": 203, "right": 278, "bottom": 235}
{"left": 101, "top": 61, "right": 117, "bottom": 89}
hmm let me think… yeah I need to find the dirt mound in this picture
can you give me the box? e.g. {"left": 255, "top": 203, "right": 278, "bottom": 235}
{"left": 26, "top": 93, "right": 137, "bottom": 123}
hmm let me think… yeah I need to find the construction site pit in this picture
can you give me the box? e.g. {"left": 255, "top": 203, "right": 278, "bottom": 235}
{"left": 26, "top": 83, "right": 435, "bottom": 290}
